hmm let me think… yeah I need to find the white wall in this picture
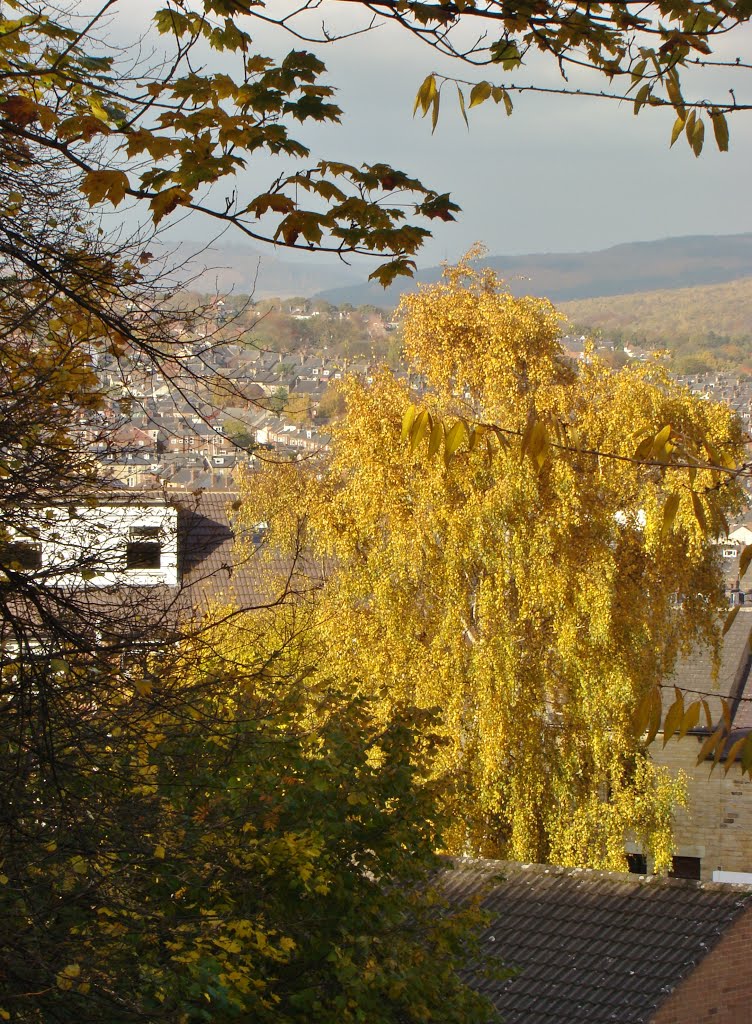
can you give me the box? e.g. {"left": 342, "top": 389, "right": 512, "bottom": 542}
{"left": 10, "top": 503, "right": 179, "bottom": 587}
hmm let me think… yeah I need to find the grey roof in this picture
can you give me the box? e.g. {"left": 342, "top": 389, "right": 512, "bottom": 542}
{"left": 442, "top": 860, "right": 752, "bottom": 1024}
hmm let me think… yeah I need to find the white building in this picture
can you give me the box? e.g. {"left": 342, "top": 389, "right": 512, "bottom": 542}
{"left": 3, "top": 499, "right": 179, "bottom": 588}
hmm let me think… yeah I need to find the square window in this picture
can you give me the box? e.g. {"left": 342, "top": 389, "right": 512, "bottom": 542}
{"left": 626, "top": 853, "right": 647, "bottom": 875}
{"left": 669, "top": 856, "right": 701, "bottom": 880}
{"left": 126, "top": 541, "right": 161, "bottom": 570}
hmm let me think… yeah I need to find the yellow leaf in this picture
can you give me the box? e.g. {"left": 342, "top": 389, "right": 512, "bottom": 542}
{"left": 56, "top": 963, "right": 81, "bottom": 990}
{"left": 651, "top": 424, "right": 672, "bottom": 457}
{"left": 661, "top": 492, "right": 680, "bottom": 538}
{"left": 149, "top": 187, "right": 190, "bottom": 225}
{"left": 80, "top": 169, "right": 129, "bottom": 208}
{"left": 690, "top": 491, "right": 707, "bottom": 534}
{"left": 401, "top": 404, "right": 416, "bottom": 443}
{"left": 723, "top": 605, "right": 740, "bottom": 635}
{"left": 410, "top": 409, "right": 429, "bottom": 452}
{"left": 696, "top": 726, "right": 725, "bottom": 766}
{"left": 670, "top": 115, "right": 685, "bottom": 147}
{"left": 154, "top": 845, "right": 166, "bottom": 860}
{"left": 444, "top": 419, "right": 466, "bottom": 458}
{"left": 710, "top": 109, "right": 729, "bottom": 152}
{"left": 662, "top": 693, "right": 684, "bottom": 746}
{"left": 739, "top": 544, "right": 752, "bottom": 579}
{"left": 723, "top": 736, "right": 747, "bottom": 774}
{"left": 678, "top": 701, "right": 700, "bottom": 739}
{"left": 469, "top": 81, "right": 492, "bottom": 108}
{"left": 428, "top": 419, "right": 443, "bottom": 459}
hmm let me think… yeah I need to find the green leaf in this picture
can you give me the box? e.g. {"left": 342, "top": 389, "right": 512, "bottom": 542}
{"left": 368, "top": 259, "right": 416, "bottom": 288}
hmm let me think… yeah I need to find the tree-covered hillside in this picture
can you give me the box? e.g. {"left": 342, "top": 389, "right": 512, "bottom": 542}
{"left": 563, "top": 276, "right": 752, "bottom": 374}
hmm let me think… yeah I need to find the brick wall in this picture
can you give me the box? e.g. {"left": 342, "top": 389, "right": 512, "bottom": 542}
{"left": 650, "top": 905, "right": 752, "bottom": 1024}
{"left": 652, "top": 738, "right": 752, "bottom": 880}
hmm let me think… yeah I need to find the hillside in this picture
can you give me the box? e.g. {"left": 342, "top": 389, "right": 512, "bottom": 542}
{"left": 562, "top": 276, "right": 752, "bottom": 374}
{"left": 315, "top": 233, "right": 752, "bottom": 308}
{"left": 159, "top": 240, "right": 360, "bottom": 298}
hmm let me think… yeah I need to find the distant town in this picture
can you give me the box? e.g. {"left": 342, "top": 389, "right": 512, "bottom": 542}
{"left": 84, "top": 292, "right": 752, "bottom": 509}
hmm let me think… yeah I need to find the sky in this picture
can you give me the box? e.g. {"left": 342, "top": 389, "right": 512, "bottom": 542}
{"left": 120, "top": 2, "right": 752, "bottom": 271}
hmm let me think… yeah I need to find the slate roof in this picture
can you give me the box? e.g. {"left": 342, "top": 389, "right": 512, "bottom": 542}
{"left": 442, "top": 860, "right": 752, "bottom": 1024}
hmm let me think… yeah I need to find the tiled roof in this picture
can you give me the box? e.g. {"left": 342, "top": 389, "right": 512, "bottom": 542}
{"left": 443, "top": 859, "right": 752, "bottom": 1024}
{"left": 170, "top": 491, "right": 326, "bottom": 622}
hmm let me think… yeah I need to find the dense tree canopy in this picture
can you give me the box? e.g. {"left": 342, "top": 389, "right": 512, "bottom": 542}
{"left": 0, "top": 621, "right": 495, "bottom": 1023}
{"left": 238, "top": 257, "right": 747, "bottom": 868}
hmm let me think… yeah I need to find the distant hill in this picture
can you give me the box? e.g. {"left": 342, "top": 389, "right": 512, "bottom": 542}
{"left": 562, "top": 276, "right": 752, "bottom": 343}
{"left": 157, "top": 240, "right": 359, "bottom": 298}
{"left": 314, "top": 234, "right": 752, "bottom": 308}
{"left": 562, "top": 275, "right": 752, "bottom": 373}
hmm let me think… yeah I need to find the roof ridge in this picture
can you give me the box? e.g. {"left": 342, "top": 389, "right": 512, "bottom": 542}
{"left": 449, "top": 856, "right": 752, "bottom": 895}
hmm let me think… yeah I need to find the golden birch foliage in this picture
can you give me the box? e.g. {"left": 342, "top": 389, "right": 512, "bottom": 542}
{"left": 238, "top": 257, "right": 745, "bottom": 869}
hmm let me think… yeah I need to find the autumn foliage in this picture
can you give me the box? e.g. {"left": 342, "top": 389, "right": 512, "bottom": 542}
{"left": 239, "top": 256, "right": 746, "bottom": 869}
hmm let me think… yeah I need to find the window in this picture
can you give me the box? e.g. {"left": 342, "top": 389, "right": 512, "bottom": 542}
{"left": 626, "top": 853, "right": 647, "bottom": 875}
{"left": 1, "top": 541, "right": 42, "bottom": 570}
{"left": 126, "top": 526, "right": 161, "bottom": 570}
{"left": 669, "top": 856, "right": 701, "bottom": 880}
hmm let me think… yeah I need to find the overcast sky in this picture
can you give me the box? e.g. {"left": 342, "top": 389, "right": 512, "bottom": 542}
{"left": 123, "top": 2, "right": 752, "bottom": 270}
